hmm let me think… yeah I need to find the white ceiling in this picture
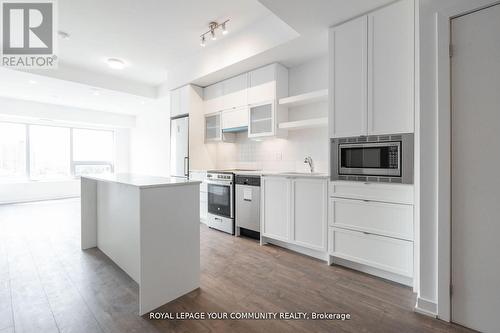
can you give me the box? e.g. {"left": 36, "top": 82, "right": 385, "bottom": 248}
{"left": 0, "top": 0, "right": 398, "bottom": 115}
{"left": 57, "top": 0, "right": 273, "bottom": 86}
{"left": 0, "top": 68, "right": 166, "bottom": 115}
{"left": 191, "top": 0, "right": 396, "bottom": 86}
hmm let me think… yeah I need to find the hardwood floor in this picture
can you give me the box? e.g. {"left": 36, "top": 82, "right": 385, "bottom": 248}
{"left": 0, "top": 199, "right": 472, "bottom": 333}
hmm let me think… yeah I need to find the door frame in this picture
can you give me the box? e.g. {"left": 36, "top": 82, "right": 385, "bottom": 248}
{"left": 436, "top": 0, "right": 500, "bottom": 322}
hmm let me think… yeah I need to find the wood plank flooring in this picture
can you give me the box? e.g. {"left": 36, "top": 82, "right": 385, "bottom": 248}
{"left": 0, "top": 199, "right": 472, "bottom": 333}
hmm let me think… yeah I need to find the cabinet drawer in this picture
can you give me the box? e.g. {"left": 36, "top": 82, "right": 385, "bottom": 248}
{"left": 329, "top": 198, "right": 413, "bottom": 240}
{"left": 330, "top": 227, "right": 413, "bottom": 277}
{"left": 329, "top": 181, "right": 413, "bottom": 204}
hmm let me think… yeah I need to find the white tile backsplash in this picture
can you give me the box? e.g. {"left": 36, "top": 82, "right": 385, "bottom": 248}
{"left": 216, "top": 127, "right": 329, "bottom": 173}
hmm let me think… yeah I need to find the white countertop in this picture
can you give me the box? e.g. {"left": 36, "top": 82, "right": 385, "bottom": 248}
{"left": 230, "top": 170, "right": 329, "bottom": 178}
{"left": 189, "top": 169, "right": 328, "bottom": 178}
{"left": 260, "top": 172, "right": 329, "bottom": 179}
{"left": 82, "top": 173, "right": 202, "bottom": 189}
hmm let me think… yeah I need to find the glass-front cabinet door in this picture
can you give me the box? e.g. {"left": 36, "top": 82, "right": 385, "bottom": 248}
{"left": 205, "top": 113, "right": 221, "bottom": 141}
{"left": 248, "top": 101, "right": 275, "bottom": 138}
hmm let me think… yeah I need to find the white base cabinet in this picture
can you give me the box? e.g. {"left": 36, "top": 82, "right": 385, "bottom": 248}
{"left": 189, "top": 171, "right": 207, "bottom": 223}
{"left": 328, "top": 181, "right": 414, "bottom": 285}
{"left": 261, "top": 176, "right": 290, "bottom": 241}
{"left": 329, "top": 227, "right": 413, "bottom": 278}
{"left": 262, "top": 176, "right": 328, "bottom": 254}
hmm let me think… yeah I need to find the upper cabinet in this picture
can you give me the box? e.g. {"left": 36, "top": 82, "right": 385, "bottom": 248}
{"left": 170, "top": 85, "right": 199, "bottom": 118}
{"left": 248, "top": 65, "right": 276, "bottom": 104}
{"left": 330, "top": 16, "right": 368, "bottom": 138}
{"left": 203, "top": 63, "right": 289, "bottom": 139}
{"left": 203, "top": 82, "right": 224, "bottom": 115}
{"left": 329, "top": 0, "right": 415, "bottom": 138}
{"left": 368, "top": 0, "right": 414, "bottom": 135}
{"left": 223, "top": 73, "right": 248, "bottom": 110}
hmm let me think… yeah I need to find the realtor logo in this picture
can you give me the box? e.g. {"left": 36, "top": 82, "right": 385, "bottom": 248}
{"left": 1, "top": 0, "right": 57, "bottom": 68}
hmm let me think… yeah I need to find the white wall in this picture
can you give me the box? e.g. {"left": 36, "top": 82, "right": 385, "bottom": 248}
{"left": 215, "top": 56, "right": 329, "bottom": 172}
{"left": 0, "top": 181, "right": 80, "bottom": 205}
{"left": 418, "top": 0, "right": 498, "bottom": 318}
{"left": 130, "top": 109, "right": 170, "bottom": 177}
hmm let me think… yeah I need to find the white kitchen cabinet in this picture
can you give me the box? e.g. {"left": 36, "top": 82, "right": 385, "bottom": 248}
{"left": 329, "top": 181, "right": 414, "bottom": 205}
{"left": 170, "top": 88, "right": 181, "bottom": 118}
{"left": 367, "top": 0, "right": 414, "bottom": 134}
{"left": 221, "top": 107, "right": 248, "bottom": 130}
{"left": 329, "top": 15, "right": 368, "bottom": 138}
{"left": 262, "top": 176, "right": 328, "bottom": 253}
{"left": 222, "top": 73, "right": 248, "bottom": 110}
{"left": 328, "top": 180, "right": 415, "bottom": 284}
{"left": 330, "top": 197, "right": 413, "bottom": 241}
{"left": 204, "top": 113, "right": 222, "bottom": 142}
{"left": 248, "top": 101, "right": 275, "bottom": 137}
{"left": 292, "top": 178, "right": 328, "bottom": 251}
{"left": 189, "top": 171, "right": 208, "bottom": 223}
{"left": 203, "top": 63, "right": 288, "bottom": 139}
{"left": 261, "top": 176, "right": 290, "bottom": 242}
{"left": 204, "top": 81, "right": 224, "bottom": 114}
{"left": 248, "top": 65, "right": 276, "bottom": 104}
{"left": 329, "top": 0, "right": 414, "bottom": 137}
{"left": 170, "top": 85, "right": 196, "bottom": 118}
{"left": 330, "top": 227, "right": 413, "bottom": 278}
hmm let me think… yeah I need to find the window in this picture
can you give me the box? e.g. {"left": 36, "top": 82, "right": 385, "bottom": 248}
{"left": 29, "top": 125, "right": 71, "bottom": 180}
{"left": 72, "top": 128, "right": 114, "bottom": 176}
{"left": 0, "top": 123, "right": 27, "bottom": 181}
{"left": 0, "top": 121, "right": 115, "bottom": 182}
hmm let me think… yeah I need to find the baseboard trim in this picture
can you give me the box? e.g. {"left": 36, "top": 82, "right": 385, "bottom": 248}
{"left": 262, "top": 237, "right": 328, "bottom": 262}
{"left": 414, "top": 297, "right": 438, "bottom": 318}
{"left": 331, "top": 256, "right": 413, "bottom": 287}
{"left": 0, "top": 195, "right": 80, "bottom": 206}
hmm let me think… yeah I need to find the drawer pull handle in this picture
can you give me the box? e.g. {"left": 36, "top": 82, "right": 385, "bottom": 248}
{"left": 362, "top": 199, "right": 371, "bottom": 203}
{"left": 362, "top": 231, "right": 371, "bottom": 235}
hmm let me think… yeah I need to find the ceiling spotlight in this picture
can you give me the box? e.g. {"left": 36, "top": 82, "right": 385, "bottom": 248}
{"left": 28, "top": 79, "right": 37, "bottom": 85}
{"left": 106, "top": 58, "right": 126, "bottom": 70}
{"left": 58, "top": 31, "right": 70, "bottom": 40}
{"left": 91, "top": 88, "right": 101, "bottom": 96}
{"left": 199, "top": 19, "right": 229, "bottom": 47}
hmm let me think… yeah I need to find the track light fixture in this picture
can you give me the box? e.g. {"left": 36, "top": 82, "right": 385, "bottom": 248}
{"left": 199, "top": 19, "right": 229, "bottom": 47}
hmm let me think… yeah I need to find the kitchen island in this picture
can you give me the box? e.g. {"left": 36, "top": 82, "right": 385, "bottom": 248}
{"left": 80, "top": 173, "right": 201, "bottom": 315}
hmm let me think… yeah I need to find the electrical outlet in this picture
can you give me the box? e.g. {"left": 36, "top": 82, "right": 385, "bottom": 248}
{"left": 275, "top": 152, "right": 283, "bottom": 161}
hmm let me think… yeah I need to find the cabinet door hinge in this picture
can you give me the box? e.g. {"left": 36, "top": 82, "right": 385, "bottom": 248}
{"left": 449, "top": 44, "right": 454, "bottom": 58}
{"left": 450, "top": 284, "right": 453, "bottom": 297}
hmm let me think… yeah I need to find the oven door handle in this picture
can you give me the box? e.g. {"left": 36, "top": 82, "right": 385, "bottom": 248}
{"left": 206, "top": 180, "right": 233, "bottom": 186}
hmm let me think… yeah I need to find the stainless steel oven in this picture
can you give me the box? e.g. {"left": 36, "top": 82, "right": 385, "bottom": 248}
{"left": 331, "top": 133, "right": 414, "bottom": 184}
{"left": 207, "top": 172, "right": 234, "bottom": 234}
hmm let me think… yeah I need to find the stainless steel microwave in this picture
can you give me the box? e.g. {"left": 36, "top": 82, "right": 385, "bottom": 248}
{"left": 331, "top": 133, "right": 414, "bottom": 184}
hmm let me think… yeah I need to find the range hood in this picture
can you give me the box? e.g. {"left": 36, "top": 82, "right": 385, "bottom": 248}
{"left": 222, "top": 126, "right": 248, "bottom": 133}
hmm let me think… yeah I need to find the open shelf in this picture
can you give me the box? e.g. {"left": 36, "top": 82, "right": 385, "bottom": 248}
{"left": 278, "top": 117, "right": 328, "bottom": 130}
{"left": 278, "top": 89, "right": 328, "bottom": 107}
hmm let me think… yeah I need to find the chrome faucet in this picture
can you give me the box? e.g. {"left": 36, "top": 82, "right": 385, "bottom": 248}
{"left": 304, "top": 156, "right": 314, "bottom": 173}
